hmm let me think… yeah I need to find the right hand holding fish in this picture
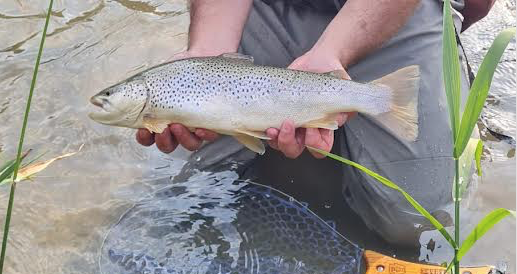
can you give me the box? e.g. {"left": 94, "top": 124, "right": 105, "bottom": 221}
{"left": 265, "top": 115, "right": 348, "bottom": 159}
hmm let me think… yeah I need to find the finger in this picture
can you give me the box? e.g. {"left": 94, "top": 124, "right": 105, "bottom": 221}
{"left": 136, "top": 129, "right": 155, "bottom": 146}
{"left": 305, "top": 128, "right": 333, "bottom": 159}
{"left": 154, "top": 127, "right": 178, "bottom": 153}
{"left": 194, "top": 129, "right": 219, "bottom": 142}
{"left": 295, "top": 128, "right": 306, "bottom": 145}
{"left": 267, "top": 138, "right": 280, "bottom": 150}
{"left": 287, "top": 58, "right": 303, "bottom": 70}
{"left": 336, "top": 113, "right": 348, "bottom": 127}
{"left": 320, "top": 128, "right": 334, "bottom": 146}
{"left": 277, "top": 120, "right": 304, "bottom": 158}
{"left": 266, "top": 128, "right": 280, "bottom": 150}
{"left": 169, "top": 124, "right": 202, "bottom": 151}
{"left": 266, "top": 128, "right": 279, "bottom": 139}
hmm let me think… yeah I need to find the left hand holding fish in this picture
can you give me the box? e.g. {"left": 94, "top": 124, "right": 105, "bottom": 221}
{"left": 266, "top": 49, "right": 355, "bottom": 159}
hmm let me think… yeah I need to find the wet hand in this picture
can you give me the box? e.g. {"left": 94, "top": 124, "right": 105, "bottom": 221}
{"left": 266, "top": 50, "right": 354, "bottom": 159}
{"left": 136, "top": 125, "right": 219, "bottom": 153}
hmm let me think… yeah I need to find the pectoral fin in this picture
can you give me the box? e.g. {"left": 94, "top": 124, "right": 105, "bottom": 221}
{"left": 303, "top": 116, "right": 339, "bottom": 130}
{"left": 235, "top": 129, "right": 271, "bottom": 140}
{"left": 143, "top": 116, "right": 169, "bottom": 134}
{"left": 234, "top": 134, "right": 266, "bottom": 155}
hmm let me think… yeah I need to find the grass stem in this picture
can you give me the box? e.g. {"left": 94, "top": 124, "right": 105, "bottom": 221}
{"left": 454, "top": 157, "right": 460, "bottom": 274}
{"left": 0, "top": 0, "right": 54, "bottom": 272}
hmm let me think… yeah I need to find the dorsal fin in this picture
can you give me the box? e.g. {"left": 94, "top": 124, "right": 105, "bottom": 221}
{"left": 325, "top": 70, "right": 349, "bottom": 80}
{"left": 219, "top": 53, "right": 254, "bottom": 63}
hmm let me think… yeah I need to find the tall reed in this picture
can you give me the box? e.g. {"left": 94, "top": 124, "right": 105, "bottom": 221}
{"left": 0, "top": 0, "right": 55, "bottom": 272}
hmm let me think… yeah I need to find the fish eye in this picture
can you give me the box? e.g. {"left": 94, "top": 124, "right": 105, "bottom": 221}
{"left": 105, "top": 91, "right": 111, "bottom": 96}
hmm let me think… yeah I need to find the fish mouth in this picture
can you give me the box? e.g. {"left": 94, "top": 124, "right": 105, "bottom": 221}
{"left": 90, "top": 96, "right": 103, "bottom": 108}
{"left": 88, "top": 96, "right": 111, "bottom": 122}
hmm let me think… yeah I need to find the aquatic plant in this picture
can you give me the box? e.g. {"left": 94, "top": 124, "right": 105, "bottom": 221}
{"left": 310, "top": 0, "right": 516, "bottom": 273}
{"left": 0, "top": 0, "right": 55, "bottom": 272}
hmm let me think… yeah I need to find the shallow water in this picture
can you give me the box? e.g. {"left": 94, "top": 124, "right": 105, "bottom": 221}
{"left": 0, "top": 0, "right": 515, "bottom": 273}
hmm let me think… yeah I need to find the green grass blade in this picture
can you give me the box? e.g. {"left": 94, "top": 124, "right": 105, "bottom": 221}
{"left": 475, "top": 140, "right": 483, "bottom": 176}
{"left": 0, "top": 161, "right": 16, "bottom": 186}
{"left": 0, "top": 159, "right": 15, "bottom": 175}
{"left": 455, "top": 28, "right": 516, "bottom": 157}
{"left": 442, "top": 0, "right": 461, "bottom": 148}
{"left": 0, "top": 152, "right": 31, "bottom": 186}
{"left": 445, "top": 260, "right": 453, "bottom": 274}
{"left": 0, "top": 0, "right": 54, "bottom": 272}
{"left": 307, "top": 146, "right": 457, "bottom": 249}
{"left": 457, "top": 208, "right": 515, "bottom": 261}
{"left": 454, "top": 138, "right": 482, "bottom": 199}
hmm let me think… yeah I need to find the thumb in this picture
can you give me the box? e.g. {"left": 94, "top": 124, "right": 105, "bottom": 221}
{"left": 287, "top": 57, "right": 306, "bottom": 70}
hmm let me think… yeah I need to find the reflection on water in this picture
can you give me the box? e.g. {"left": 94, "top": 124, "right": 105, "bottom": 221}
{"left": 0, "top": 0, "right": 514, "bottom": 273}
{"left": 101, "top": 173, "right": 362, "bottom": 274}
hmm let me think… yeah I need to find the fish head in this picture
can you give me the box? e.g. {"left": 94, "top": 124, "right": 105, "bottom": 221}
{"left": 88, "top": 76, "right": 148, "bottom": 128}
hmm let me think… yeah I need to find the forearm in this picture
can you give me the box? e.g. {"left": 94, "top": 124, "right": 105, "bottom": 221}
{"left": 313, "top": 0, "right": 420, "bottom": 67}
{"left": 188, "top": 0, "right": 253, "bottom": 55}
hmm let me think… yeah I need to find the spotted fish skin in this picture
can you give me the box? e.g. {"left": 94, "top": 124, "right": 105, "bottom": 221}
{"left": 89, "top": 54, "right": 420, "bottom": 153}
{"left": 100, "top": 176, "right": 363, "bottom": 274}
{"left": 141, "top": 56, "right": 390, "bottom": 131}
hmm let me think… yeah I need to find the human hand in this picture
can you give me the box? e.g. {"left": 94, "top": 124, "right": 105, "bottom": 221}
{"left": 266, "top": 49, "right": 355, "bottom": 159}
{"left": 136, "top": 51, "right": 220, "bottom": 153}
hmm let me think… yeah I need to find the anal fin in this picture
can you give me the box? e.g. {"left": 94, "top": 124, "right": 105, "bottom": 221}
{"left": 303, "top": 116, "right": 339, "bottom": 130}
{"left": 235, "top": 129, "right": 271, "bottom": 140}
{"left": 143, "top": 116, "right": 170, "bottom": 134}
{"left": 233, "top": 134, "right": 266, "bottom": 155}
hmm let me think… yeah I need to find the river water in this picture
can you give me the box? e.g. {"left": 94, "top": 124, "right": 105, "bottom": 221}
{"left": 0, "top": 0, "right": 514, "bottom": 273}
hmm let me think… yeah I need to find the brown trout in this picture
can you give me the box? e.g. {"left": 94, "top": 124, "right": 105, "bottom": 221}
{"left": 89, "top": 53, "right": 420, "bottom": 154}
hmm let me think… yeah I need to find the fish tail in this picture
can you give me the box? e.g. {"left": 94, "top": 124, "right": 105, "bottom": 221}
{"left": 371, "top": 65, "right": 420, "bottom": 141}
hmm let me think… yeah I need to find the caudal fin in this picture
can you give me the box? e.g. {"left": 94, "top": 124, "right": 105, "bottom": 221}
{"left": 371, "top": 65, "right": 420, "bottom": 141}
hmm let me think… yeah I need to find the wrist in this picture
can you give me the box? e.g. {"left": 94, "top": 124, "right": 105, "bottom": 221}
{"left": 313, "top": 23, "right": 358, "bottom": 69}
{"left": 311, "top": 37, "right": 355, "bottom": 69}
{"left": 306, "top": 39, "right": 351, "bottom": 71}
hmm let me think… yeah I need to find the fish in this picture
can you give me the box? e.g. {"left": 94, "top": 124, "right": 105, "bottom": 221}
{"left": 88, "top": 53, "right": 420, "bottom": 154}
